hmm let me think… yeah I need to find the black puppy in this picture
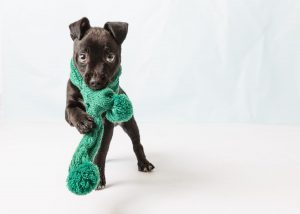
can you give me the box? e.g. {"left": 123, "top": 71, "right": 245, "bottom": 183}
{"left": 65, "top": 17, "right": 154, "bottom": 189}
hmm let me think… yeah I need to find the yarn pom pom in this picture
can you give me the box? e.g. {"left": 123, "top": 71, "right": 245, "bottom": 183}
{"left": 67, "top": 161, "right": 100, "bottom": 195}
{"left": 106, "top": 94, "right": 133, "bottom": 123}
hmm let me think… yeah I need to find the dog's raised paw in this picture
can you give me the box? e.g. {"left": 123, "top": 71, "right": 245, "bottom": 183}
{"left": 75, "top": 113, "right": 94, "bottom": 134}
{"left": 138, "top": 161, "right": 155, "bottom": 172}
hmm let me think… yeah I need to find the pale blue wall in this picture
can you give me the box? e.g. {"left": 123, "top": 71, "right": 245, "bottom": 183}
{"left": 1, "top": 0, "right": 300, "bottom": 123}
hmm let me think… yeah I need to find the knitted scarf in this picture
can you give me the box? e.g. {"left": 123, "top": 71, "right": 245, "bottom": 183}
{"left": 67, "top": 59, "right": 133, "bottom": 195}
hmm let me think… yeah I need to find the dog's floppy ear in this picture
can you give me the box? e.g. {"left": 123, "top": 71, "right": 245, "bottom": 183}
{"left": 104, "top": 22, "right": 128, "bottom": 45}
{"left": 69, "top": 17, "right": 91, "bottom": 40}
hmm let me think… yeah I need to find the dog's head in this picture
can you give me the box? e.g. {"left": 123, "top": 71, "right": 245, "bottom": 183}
{"left": 69, "top": 17, "right": 128, "bottom": 90}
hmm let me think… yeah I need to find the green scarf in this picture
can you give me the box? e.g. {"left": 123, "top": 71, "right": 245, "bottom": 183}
{"left": 67, "top": 59, "right": 133, "bottom": 195}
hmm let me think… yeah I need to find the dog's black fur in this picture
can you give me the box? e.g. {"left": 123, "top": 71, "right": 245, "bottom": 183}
{"left": 65, "top": 17, "right": 154, "bottom": 189}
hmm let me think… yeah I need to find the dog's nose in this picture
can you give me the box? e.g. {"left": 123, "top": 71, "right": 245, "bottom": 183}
{"left": 90, "top": 79, "right": 101, "bottom": 88}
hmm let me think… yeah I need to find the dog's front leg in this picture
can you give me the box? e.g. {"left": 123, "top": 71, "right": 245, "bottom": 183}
{"left": 120, "top": 116, "right": 155, "bottom": 172}
{"left": 118, "top": 88, "right": 155, "bottom": 172}
{"left": 65, "top": 79, "right": 94, "bottom": 134}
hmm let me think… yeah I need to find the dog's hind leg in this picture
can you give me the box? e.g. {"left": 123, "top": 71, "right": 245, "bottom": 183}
{"left": 94, "top": 118, "right": 114, "bottom": 189}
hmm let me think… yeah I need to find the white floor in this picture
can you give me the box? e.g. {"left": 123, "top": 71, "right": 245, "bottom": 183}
{"left": 1, "top": 122, "right": 300, "bottom": 214}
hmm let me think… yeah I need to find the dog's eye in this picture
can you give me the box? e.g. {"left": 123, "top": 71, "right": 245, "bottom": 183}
{"left": 106, "top": 53, "right": 115, "bottom": 63}
{"left": 79, "top": 53, "right": 87, "bottom": 64}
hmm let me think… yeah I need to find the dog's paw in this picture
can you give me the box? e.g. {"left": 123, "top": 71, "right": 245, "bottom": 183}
{"left": 95, "top": 179, "right": 106, "bottom": 191}
{"left": 75, "top": 113, "right": 94, "bottom": 134}
{"left": 138, "top": 160, "right": 155, "bottom": 172}
{"left": 95, "top": 184, "right": 106, "bottom": 190}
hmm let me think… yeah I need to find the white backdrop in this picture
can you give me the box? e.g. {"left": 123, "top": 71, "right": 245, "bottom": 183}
{"left": 1, "top": 0, "right": 300, "bottom": 123}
